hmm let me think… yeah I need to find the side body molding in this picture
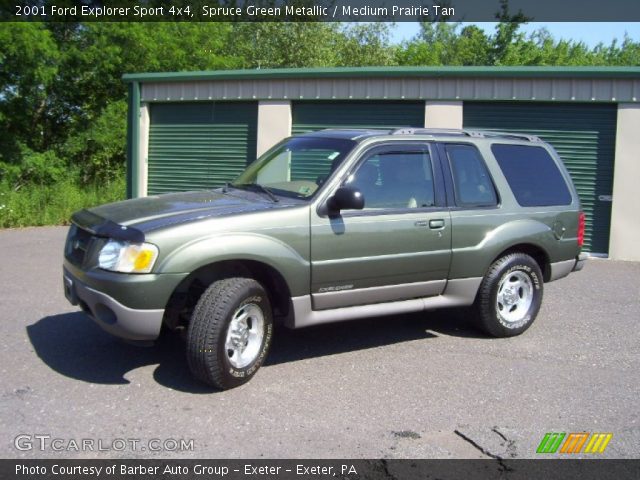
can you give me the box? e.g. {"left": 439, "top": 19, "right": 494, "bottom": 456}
{"left": 288, "top": 277, "right": 483, "bottom": 329}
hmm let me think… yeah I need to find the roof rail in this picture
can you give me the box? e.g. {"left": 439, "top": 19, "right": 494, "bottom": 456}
{"left": 479, "top": 131, "right": 542, "bottom": 142}
{"left": 390, "top": 128, "right": 541, "bottom": 142}
{"left": 391, "top": 128, "right": 471, "bottom": 137}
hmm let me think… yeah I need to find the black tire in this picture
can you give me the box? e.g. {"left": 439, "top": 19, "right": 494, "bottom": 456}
{"left": 187, "top": 277, "right": 273, "bottom": 389}
{"left": 475, "top": 253, "right": 543, "bottom": 337}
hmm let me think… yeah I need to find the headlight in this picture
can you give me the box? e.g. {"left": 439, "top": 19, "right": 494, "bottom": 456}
{"left": 98, "top": 240, "right": 159, "bottom": 273}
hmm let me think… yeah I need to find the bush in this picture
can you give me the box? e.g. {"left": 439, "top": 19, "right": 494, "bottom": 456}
{"left": 61, "top": 100, "right": 127, "bottom": 184}
{"left": 0, "top": 177, "right": 125, "bottom": 228}
{"left": 0, "top": 147, "right": 67, "bottom": 190}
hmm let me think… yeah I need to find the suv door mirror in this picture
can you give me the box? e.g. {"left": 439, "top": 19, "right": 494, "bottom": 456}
{"left": 327, "top": 186, "right": 364, "bottom": 214}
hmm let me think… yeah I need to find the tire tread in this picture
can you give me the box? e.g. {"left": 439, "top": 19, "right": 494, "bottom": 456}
{"left": 187, "top": 278, "right": 263, "bottom": 388}
{"left": 475, "top": 253, "right": 543, "bottom": 337}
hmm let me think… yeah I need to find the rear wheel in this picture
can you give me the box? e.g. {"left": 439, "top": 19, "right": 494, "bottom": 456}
{"left": 475, "top": 253, "right": 543, "bottom": 337}
{"left": 186, "top": 278, "right": 273, "bottom": 389}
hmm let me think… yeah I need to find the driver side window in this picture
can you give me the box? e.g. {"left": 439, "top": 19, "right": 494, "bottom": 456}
{"left": 346, "top": 149, "right": 435, "bottom": 209}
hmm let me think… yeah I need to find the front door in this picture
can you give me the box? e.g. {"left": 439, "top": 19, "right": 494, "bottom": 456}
{"left": 310, "top": 143, "right": 452, "bottom": 310}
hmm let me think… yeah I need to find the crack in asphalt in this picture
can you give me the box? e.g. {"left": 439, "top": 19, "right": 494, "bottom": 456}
{"left": 492, "top": 426, "right": 517, "bottom": 458}
{"left": 491, "top": 427, "right": 509, "bottom": 442}
{"left": 380, "top": 459, "right": 400, "bottom": 480}
{"left": 453, "top": 429, "right": 514, "bottom": 472}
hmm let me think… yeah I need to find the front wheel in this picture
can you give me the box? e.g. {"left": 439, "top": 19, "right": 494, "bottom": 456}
{"left": 474, "top": 253, "right": 543, "bottom": 337}
{"left": 187, "top": 278, "right": 273, "bottom": 389}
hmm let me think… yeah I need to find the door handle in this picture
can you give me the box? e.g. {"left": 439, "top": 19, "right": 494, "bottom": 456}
{"left": 428, "top": 219, "right": 445, "bottom": 229}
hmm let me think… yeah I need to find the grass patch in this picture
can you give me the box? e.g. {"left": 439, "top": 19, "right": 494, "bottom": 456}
{"left": 0, "top": 178, "right": 126, "bottom": 228}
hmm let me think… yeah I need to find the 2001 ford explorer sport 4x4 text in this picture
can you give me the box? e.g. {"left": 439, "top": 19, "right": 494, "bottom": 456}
{"left": 63, "top": 128, "right": 587, "bottom": 389}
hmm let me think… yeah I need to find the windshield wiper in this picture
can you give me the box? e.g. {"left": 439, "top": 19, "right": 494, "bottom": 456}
{"left": 234, "top": 183, "right": 279, "bottom": 203}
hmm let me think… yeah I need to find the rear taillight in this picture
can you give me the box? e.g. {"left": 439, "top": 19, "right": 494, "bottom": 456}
{"left": 577, "top": 212, "right": 585, "bottom": 248}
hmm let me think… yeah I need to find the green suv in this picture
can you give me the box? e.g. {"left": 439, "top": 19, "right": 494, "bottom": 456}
{"left": 63, "top": 128, "right": 587, "bottom": 389}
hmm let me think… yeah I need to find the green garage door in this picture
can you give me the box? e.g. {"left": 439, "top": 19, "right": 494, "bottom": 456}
{"left": 464, "top": 102, "right": 617, "bottom": 254}
{"left": 292, "top": 101, "right": 424, "bottom": 134}
{"left": 291, "top": 101, "right": 425, "bottom": 181}
{"left": 148, "top": 102, "right": 257, "bottom": 194}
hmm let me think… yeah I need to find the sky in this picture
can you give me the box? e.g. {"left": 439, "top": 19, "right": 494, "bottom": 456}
{"left": 391, "top": 22, "right": 640, "bottom": 46}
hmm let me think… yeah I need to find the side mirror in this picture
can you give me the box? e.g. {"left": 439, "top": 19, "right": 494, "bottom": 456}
{"left": 327, "top": 186, "right": 364, "bottom": 214}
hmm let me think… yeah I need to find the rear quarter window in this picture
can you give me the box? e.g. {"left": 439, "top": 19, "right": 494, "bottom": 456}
{"left": 446, "top": 144, "right": 498, "bottom": 208}
{"left": 491, "top": 144, "right": 572, "bottom": 207}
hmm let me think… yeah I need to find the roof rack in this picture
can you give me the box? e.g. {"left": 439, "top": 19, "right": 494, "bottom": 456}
{"left": 391, "top": 128, "right": 472, "bottom": 137}
{"left": 479, "top": 131, "right": 542, "bottom": 142}
{"left": 390, "top": 128, "right": 541, "bottom": 142}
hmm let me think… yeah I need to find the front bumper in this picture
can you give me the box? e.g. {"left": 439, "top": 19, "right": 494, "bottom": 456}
{"left": 63, "top": 270, "right": 164, "bottom": 341}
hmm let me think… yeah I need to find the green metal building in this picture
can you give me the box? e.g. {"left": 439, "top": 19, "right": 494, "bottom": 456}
{"left": 123, "top": 66, "right": 640, "bottom": 260}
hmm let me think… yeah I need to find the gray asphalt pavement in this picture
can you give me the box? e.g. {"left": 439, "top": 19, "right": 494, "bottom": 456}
{"left": 0, "top": 226, "right": 638, "bottom": 459}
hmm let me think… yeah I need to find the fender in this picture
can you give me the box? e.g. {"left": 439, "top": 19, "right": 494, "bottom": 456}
{"left": 155, "top": 232, "right": 310, "bottom": 297}
{"left": 449, "top": 219, "right": 555, "bottom": 279}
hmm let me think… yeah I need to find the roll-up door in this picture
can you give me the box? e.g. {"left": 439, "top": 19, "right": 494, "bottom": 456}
{"left": 292, "top": 101, "right": 424, "bottom": 134}
{"left": 147, "top": 102, "right": 257, "bottom": 194}
{"left": 464, "top": 102, "right": 616, "bottom": 254}
{"left": 291, "top": 101, "right": 425, "bottom": 181}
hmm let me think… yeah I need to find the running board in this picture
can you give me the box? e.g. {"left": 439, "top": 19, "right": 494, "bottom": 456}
{"left": 288, "top": 277, "right": 482, "bottom": 329}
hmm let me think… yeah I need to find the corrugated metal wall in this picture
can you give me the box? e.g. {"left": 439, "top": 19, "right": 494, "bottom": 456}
{"left": 464, "top": 102, "right": 617, "bottom": 253}
{"left": 140, "top": 77, "right": 640, "bottom": 103}
{"left": 147, "top": 102, "right": 257, "bottom": 194}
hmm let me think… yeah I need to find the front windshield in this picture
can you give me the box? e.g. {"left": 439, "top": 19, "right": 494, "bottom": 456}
{"left": 232, "top": 137, "right": 356, "bottom": 199}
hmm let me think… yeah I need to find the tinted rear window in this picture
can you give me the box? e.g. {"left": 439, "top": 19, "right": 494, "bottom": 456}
{"left": 491, "top": 144, "right": 572, "bottom": 207}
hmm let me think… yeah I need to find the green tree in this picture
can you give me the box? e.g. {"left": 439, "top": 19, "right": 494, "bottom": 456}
{"left": 491, "top": 0, "right": 531, "bottom": 65}
{"left": 336, "top": 23, "right": 398, "bottom": 66}
{"left": 230, "top": 23, "right": 342, "bottom": 68}
{"left": 1, "top": 22, "right": 241, "bottom": 184}
{"left": 454, "top": 25, "right": 492, "bottom": 65}
{"left": 0, "top": 23, "right": 60, "bottom": 159}
{"left": 61, "top": 100, "right": 128, "bottom": 184}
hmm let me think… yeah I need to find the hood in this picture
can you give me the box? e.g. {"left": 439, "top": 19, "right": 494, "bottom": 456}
{"left": 74, "top": 190, "right": 291, "bottom": 236}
